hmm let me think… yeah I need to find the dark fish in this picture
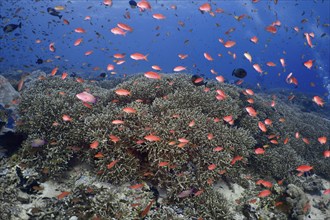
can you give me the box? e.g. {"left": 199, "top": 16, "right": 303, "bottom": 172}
{"left": 36, "top": 58, "right": 43, "bottom": 64}
{"left": 129, "top": 0, "right": 137, "bottom": 8}
{"left": 70, "top": 72, "right": 77, "bottom": 77}
{"left": 191, "top": 74, "right": 207, "bottom": 86}
{"left": 3, "top": 22, "right": 21, "bottom": 33}
{"left": 99, "top": 72, "right": 106, "bottom": 78}
{"left": 47, "top": 7, "right": 62, "bottom": 19}
{"left": 232, "top": 68, "right": 247, "bottom": 78}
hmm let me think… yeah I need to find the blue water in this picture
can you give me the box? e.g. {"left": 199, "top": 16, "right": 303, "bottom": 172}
{"left": 0, "top": 0, "right": 329, "bottom": 98}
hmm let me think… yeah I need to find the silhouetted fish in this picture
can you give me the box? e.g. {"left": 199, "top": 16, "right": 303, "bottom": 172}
{"left": 3, "top": 22, "right": 21, "bottom": 33}
{"left": 191, "top": 74, "right": 207, "bottom": 86}
{"left": 47, "top": 7, "right": 62, "bottom": 19}
{"left": 232, "top": 68, "right": 247, "bottom": 78}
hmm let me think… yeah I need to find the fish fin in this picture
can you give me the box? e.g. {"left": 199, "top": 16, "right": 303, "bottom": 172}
{"left": 59, "top": 15, "right": 63, "bottom": 19}
{"left": 18, "top": 22, "right": 22, "bottom": 28}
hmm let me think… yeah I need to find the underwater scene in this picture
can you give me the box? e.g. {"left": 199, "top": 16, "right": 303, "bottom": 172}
{"left": 0, "top": 0, "right": 330, "bottom": 219}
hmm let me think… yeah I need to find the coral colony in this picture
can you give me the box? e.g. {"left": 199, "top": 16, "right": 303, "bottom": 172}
{"left": 0, "top": 71, "right": 328, "bottom": 219}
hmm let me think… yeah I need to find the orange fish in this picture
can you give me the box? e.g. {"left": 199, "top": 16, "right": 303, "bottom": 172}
{"left": 129, "top": 183, "right": 144, "bottom": 189}
{"left": 258, "top": 121, "right": 267, "bottom": 132}
{"left": 140, "top": 200, "right": 154, "bottom": 218}
{"left": 113, "top": 53, "right": 125, "bottom": 59}
{"left": 111, "top": 27, "right": 126, "bottom": 36}
{"left": 109, "top": 134, "right": 120, "bottom": 143}
{"left": 144, "top": 135, "right": 161, "bottom": 142}
{"left": 117, "top": 23, "right": 133, "bottom": 32}
{"left": 61, "top": 72, "right": 68, "bottom": 79}
{"left": 94, "top": 152, "right": 104, "bottom": 158}
{"left": 199, "top": 3, "right": 211, "bottom": 12}
{"left": 264, "top": 119, "right": 272, "bottom": 126}
{"left": 246, "top": 106, "right": 257, "bottom": 117}
{"left": 323, "top": 150, "right": 330, "bottom": 158}
{"left": 255, "top": 148, "right": 265, "bottom": 155}
{"left": 158, "top": 161, "right": 169, "bottom": 167}
{"left": 151, "top": 65, "right": 162, "bottom": 71}
{"left": 230, "top": 155, "right": 243, "bottom": 165}
{"left": 258, "top": 189, "right": 271, "bottom": 198}
{"left": 62, "top": 114, "right": 72, "bottom": 122}
{"left": 85, "top": 50, "right": 93, "bottom": 56}
{"left": 74, "top": 38, "right": 83, "bottom": 46}
{"left": 112, "top": 120, "right": 124, "bottom": 125}
{"left": 204, "top": 52, "right": 213, "bottom": 61}
{"left": 245, "top": 89, "right": 254, "bottom": 96}
{"left": 57, "top": 191, "right": 70, "bottom": 200}
{"left": 253, "top": 64, "right": 263, "bottom": 74}
{"left": 189, "top": 120, "right": 195, "bottom": 127}
{"left": 63, "top": 19, "right": 70, "bottom": 25}
{"left": 207, "top": 133, "right": 214, "bottom": 140}
{"left": 223, "top": 40, "right": 236, "bottom": 48}
{"left": 280, "top": 58, "right": 286, "bottom": 67}
{"left": 107, "top": 159, "right": 119, "bottom": 169}
{"left": 215, "top": 75, "right": 225, "bottom": 83}
{"left": 213, "top": 146, "right": 224, "bottom": 152}
{"left": 107, "top": 64, "right": 115, "bottom": 71}
{"left": 265, "top": 25, "right": 277, "bottom": 33}
{"left": 75, "top": 27, "right": 86, "bottom": 33}
{"left": 304, "top": 60, "right": 313, "bottom": 69}
{"left": 250, "top": 36, "right": 258, "bottom": 43}
{"left": 172, "top": 66, "right": 186, "bottom": 72}
{"left": 318, "top": 136, "right": 327, "bottom": 144}
{"left": 90, "top": 141, "right": 99, "bottom": 149}
{"left": 208, "top": 164, "right": 216, "bottom": 170}
{"left": 48, "top": 42, "right": 56, "bottom": 52}
{"left": 123, "top": 107, "right": 136, "bottom": 114}
{"left": 266, "top": 61, "right": 276, "bottom": 67}
{"left": 323, "top": 189, "right": 330, "bottom": 195}
{"left": 17, "top": 77, "right": 25, "bottom": 92}
{"left": 178, "top": 54, "right": 188, "bottom": 59}
{"left": 103, "top": 0, "right": 112, "bottom": 6}
{"left": 304, "top": 32, "right": 314, "bottom": 48}
{"left": 296, "top": 165, "right": 313, "bottom": 172}
{"left": 312, "top": 96, "right": 324, "bottom": 107}
{"left": 137, "top": 1, "right": 151, "bottom": 11}
{"left": 144, "top": 71, "right": 161, "bottom": 79}
{"left": 130, "top": 53, "right": 148, "bottom": 61}
{"left": 153, "top": 13, "right": 166, "bottom": 20}
{"left": 115, "top": 88, "right": 131, "bottom": 96}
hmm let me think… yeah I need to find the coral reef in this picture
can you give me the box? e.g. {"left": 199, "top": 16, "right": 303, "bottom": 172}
{"left": 0, "top": 75, "right": 20, "bottom": 109}
{"left": 4, "top": 72, "right": 328, "bottom": 219}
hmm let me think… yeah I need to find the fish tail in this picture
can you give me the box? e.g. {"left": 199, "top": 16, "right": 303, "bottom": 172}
{"left": 59, "top": 15, "right": 63, "bottom": 19}
{"left": 144, "top": 54, "right": 149, "bottom": 61}
{"left": 18, "top": 22, "right": 22, "bottom": 28}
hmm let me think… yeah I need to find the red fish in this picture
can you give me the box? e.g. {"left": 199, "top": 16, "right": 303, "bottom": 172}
{"left": 255, "top": 148, "right": 265, "bottom": 155}
{"left": 253, "top": 64, "right": 263, "bottom": 74}
{"left": 140, "top": 200, "right": 154, "bottom": 218}
{"left": 144, "top": 135, "right": 161, "bottom": 142}
{"left": 74, "top": 27, "right": 86, "bottom": 33}
{"left": 57, "top": 191, "right": 70, "bottom": 200}
{"left": 111, "top": 27, "right": 126, "bottom": 36}
{"left": 304, "top": 60, "right": 313, "bottom": 69}
{"left": 199, "top": 3, "right": 211, "bottom": 12}
{"left": 153, "top": 13, "right": 166, "bottom": 20}
{"left": 173, "top": 66, "right": 186, "bottom": 72}
{"left": 208, "top": 164, "right": 216, "bottom": 170}
{"left": 304, "top": 32, "right": 314, "bottom": 48}
{"left": 250, "top": 36, "right": 258, "bottom": 43}
{"left": 107, "top": 159, "right": 119, "bottom": 169}
{"left": 215, "top": 75, "right": 225, "bottom": 83}
{"left": 296, "top": 165, "right": 313, "bottom": 172}
{"left": 123, "top": 107, "right": 136, "bottom": 114}
{"left": 265, "top": 25, "right": 277, "bottom": 33}
{"left": 312, "top": 96, "right": 324, "bottom": 107}
{"left": 115, "top": 88, "right": 131, "bottom": 96}
{"left": 258, "top": 121, "right": 267, "bottom": 132}
{"left": 258, "top": 189, "right": 271, "bottom": 197}
{"left": 144, "top": 71, "right": 161, "bottom": 79}
{"left": 246, "top": 107, "right": 257, "bottom": 117}
{"left": 49, "top": 42, "right": 55, "bottom": 52}
{"left": 74, "top": 38, "right": 83, "bottom": 46}
{"left": 230, "top": 155, "right": 243, "bottom": 165}
{"left": 204, "top": 52, "right": 213, "bottom": 61}
{"left": 130, "top": 53, "right": 148, "bottom": 61}
{"left": 90, "top": 141, "right": 99, "bottom": 149}
{"left": 117, "top": 23, "right": 133, "bottom": 32}
{"left": 223, "top": 40, "right": 236, "bottom": 48}
{"left": 323, "top": 150, "right": 330, "bottom": 158}
{"left": 158, "top": 161, "right": 169, "bottom": 167}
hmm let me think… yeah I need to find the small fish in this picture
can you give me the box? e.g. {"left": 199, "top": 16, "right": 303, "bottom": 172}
{"left": 323, "top": 150, "right": 330, "bottom": 158}
{"left": 36, "top": 58, "right": 43, "bottom": 64}
{"left": 199, "top": 3, "right": 211, "bottom": 12}
{"left": 173, "top": 66, "right": 186, "bottom": 72}
{"left": 123, "top": 107, "right": 136, "bottom": 114}
{"left": 129, "top": 183, "right": 144, "bottom": 189}
{"left": 153, "top": 13, "right": 166, "bottom": 20}
{"left": 204, "top": 52, "right": 213, "bottom": 61}
{"left": 144, "top": 134, "right": 161, "bottom": 142}
{"left": 296, "top": 165, "right": 313, "bottom": 172}
{"left": 75, "top": 27, "right": 86, "bottom": 33}
{"left": 191, "top": 75, "right": 207, "bottom": 86}
{"left": 223, "top": 40, "right": 236, "bottom": 48}
{"left": 76, "top": 91, "right": 96, "bottom": 103}
{"left": 303, "top": 60, "right": 313, "bottom": 69}
{"left": 318, "top": 136, "right": 327, "bottom": 144}
{"left": 312, "top": 96, "right": 324, "bottom": 107}
{"left": 57, "top": 191, "right": 70, "bottom": 199}
{"left": 107, "top": 159, "right": 119, "bottom": 169}
{"left": 258, "top": 121, "right": 267, "bottom": 132}
{"left": 90, "top": 141, "right": 99, "bottom": 149}
{"left": 117, "top": 23, "right": 133, "bottom": 32}
{"left": 31, "top": 138, "right": 46, "bottom": 147}
{"left": 145, "top": 71, "right": 161, "bottom": 79}
{"left": 112, "top": 120, "right": 124, "bottom": 125}
{"left": 246, "top": 106, "right": 257, "bottom": 117}
{"left": 111, "top": 27, "right": 126, "bottom": 36}
{"left": 265, "top": 25, "right": 277, "bottom": 33}
{"left": 208, "top": 163, "right": 216, "bottom": 170}
{"left": 244, "top": 52, "right": 252, "bottom": 63}
{"left": 158, "top": 161, "right": 169, "bottom": 167}
{"left": 74, "top": 38, "right": 83, "bottom": 46}
{"left": 130, "top": 53, "right": 148, "bottom": 61}
{"left": 253, "top": 63, "right": 263, "bottom": 74}
{"left": 232, "top": 68, "right": 247, "bottom": 78}
{"left": 47, "top": 7, "right": 62, "bottom": 19}
{"left": 255, "top": 148, "right": 265, "bottom": 155}
{"left": 140, "top": 200, "right": 154, "bottom": 218}
{"left": 178, "top": 189, "right": 193, "bottom": 198}
{"left": 115, "top": 88, "right": 131, "bottom": 96}
{"left": 250, "top": 36, "right": 258, "bottom": 43}
{"left": 258, "top": 189, "right": 271, "bottom": 198}
{"left": 3, "top": 22, "right": 22, "bottom": 33}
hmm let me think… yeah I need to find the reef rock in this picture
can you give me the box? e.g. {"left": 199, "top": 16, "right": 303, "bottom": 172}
{"left": 0, "top": 75, "right": 20, "bottom": 109}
